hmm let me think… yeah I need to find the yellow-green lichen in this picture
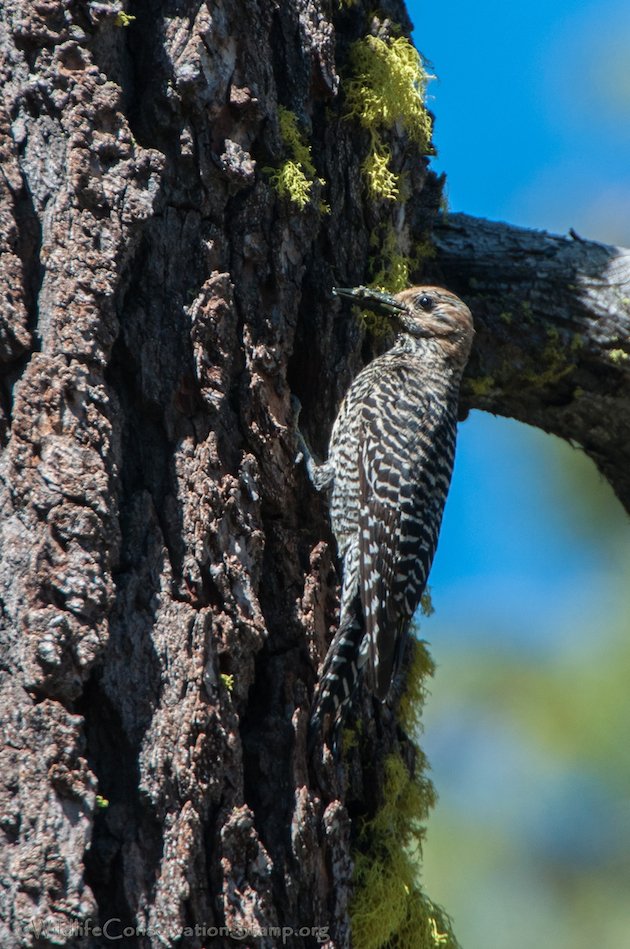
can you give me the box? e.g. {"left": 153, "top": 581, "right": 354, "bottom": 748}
{"left": 342, "top": 725, "right": 361, "bottom": 754}
{"left": 345, "top": 34, "right": 432, "bottom": 201}
{"left": 354, "top": 304, "right": 394, "bottom": 345}
{"left": 610, "top": 348, "right": 629, "bottom": 364}
{"left": 346, "top": 35, "right": 432, "bottom": 148}
{"left": 524, "top": 341, "right": 575, "bottom": 388}
{"left": 468, "top": 375, "right": 495, "bottom": 397}
{"left": 114, "top": 12, "right": 136, "bottom": 27}
{"left": 362, "top": 143, "right": 400, "bottom": 201}
{"left": 220, "top": 673, "right": 235, "bottom": 692}
{"left": 338, "top": 31, "right": 438, "bottom": 339}
{"left": 351, "top": 640, "right": 459, "bottom": 949}
{"left": 420, "top": 588, "right": 435, "bottom": 618}
{"left": 359, "top": 226, "right": 437, "bottom": 341}
{"left": 398, "top": 633, "right": 434, "bottom": 734}
{"left": 414, "top": 238, "right": 437, "bottom": 266}
{"left": 355, "top": 224, "right": 412, "bottom": 340}
{"left": 96, "top": 795, "right": 110, "bottom": 809}
{"left": 264, "top": 108, "right": 326, "bottom": 211}
{"left": 370, "top": 224, "right": 412, "bottom": 294}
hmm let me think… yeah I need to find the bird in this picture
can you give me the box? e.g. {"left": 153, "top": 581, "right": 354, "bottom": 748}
{"left": 298, "top": 284, "right": 474, "bottom": 751}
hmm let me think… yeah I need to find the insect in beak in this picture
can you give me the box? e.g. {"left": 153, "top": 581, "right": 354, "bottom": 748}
{"left": 333, "top": 286, "right": 406, "bottom": 317}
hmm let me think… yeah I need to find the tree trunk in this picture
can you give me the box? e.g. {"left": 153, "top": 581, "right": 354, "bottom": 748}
{"left": 1, "top": 2, "right": 628, "bottom": 948}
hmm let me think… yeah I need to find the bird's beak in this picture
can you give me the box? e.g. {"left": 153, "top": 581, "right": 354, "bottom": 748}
{"left": 333, "top": 286, "right": 406, "bottom": 317}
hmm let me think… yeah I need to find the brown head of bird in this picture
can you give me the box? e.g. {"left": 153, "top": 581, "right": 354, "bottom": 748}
{"left": 333, "top": 284, "right": 474, "bottom": 369}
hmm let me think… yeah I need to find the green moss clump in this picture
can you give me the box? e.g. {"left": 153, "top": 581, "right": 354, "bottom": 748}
{"left": 345, "top": 35, "right": 432, "bottom": 201}
{"left": 351, "top": 640, "right": 460, "bottom": 949}
{"left": 264, "top": 108, "right": 326, "bottom": 210}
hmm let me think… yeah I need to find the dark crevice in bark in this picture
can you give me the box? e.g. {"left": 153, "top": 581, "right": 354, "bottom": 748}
{"left": 0, "top": 171, "right": 43, "bottom": 433}
{"left": 79, "top": 671, "right": 163, "bottom": 940}
{"left": 123, "top": 1, "right": 173, "bottom": 155}
{"left": 271, "top": 6, "right": 307, "bottom": 111}
{"left": 12, "top": 172, "right": 43, "bottom": 345}
{"left": 12, "top": 34, "right": 44, "bottom": 73}
{"left": 105, "top": 205, "right": 209, "bottom": 586}
{"left": 106, "top": 329, "right": 182, "bottom": 577}
{"left": 82, "top": 465, "right": 166, "bottom": 938}
{"left": 288, "top": 281, "right": 353, "bottom": 461}
{"left": 238, "top": 492, "right": 318, "bottom": 920}
{"left": 203, "top": 814, "right": 224, "bottom": 928}
{"left": 240, "top": 649, "right": 295, "bottom": 886}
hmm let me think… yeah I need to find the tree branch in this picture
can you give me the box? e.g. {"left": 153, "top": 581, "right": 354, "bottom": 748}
{"left": 427, "top": 212, "right": 630, "bottom": 513}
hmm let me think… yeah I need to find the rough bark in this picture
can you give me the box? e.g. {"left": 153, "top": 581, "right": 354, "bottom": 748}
{"left": 429, "top": 213, "right": 630, "bottom": 513}
{"left": 1, "top": 1, "right": 629, "bottom": 949}
{"left": 0, "top": 1, "right": 436, "bottom": 947}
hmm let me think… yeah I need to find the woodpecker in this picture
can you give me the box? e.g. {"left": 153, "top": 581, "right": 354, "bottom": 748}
{"left": 299, "top": 285, "right": 474, "bottom": 749}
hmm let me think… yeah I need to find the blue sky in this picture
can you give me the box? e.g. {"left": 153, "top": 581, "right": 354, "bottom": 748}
{"left": 411, "top": 0, "right": 630, "bottom": 241}
{"left": 427, "top": 414, "right": 628, "bottom": 657}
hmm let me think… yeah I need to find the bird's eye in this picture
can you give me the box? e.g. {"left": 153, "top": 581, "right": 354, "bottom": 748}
{"left": 417, "top": 293, "right": 434, "bottom": 311}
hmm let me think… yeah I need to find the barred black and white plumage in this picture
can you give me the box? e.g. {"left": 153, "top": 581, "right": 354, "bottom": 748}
{"left": 303, "top": 285, "right": 474, "bottom": 749}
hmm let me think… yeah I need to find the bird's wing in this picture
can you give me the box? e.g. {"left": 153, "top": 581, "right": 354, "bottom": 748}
{"left": 358, "top": 392, "right": 455, "bottom": 700}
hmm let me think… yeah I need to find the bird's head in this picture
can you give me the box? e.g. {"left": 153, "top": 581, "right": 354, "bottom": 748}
{"left": 333, "top": 284, "right": 474, "bottom": 367}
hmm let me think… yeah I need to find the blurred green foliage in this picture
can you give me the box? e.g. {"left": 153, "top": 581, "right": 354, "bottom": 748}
{"left": 420, "top": 427, "right": 630, "bottom": 949}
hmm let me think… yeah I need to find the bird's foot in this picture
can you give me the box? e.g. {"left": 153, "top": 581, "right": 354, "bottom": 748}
{"left": 290, "top": 394, "right": 333, "bottom": 491}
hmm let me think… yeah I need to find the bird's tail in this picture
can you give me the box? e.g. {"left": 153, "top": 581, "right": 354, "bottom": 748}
{"left": 308, "top": 608, "right": 365, "bottom": 755}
